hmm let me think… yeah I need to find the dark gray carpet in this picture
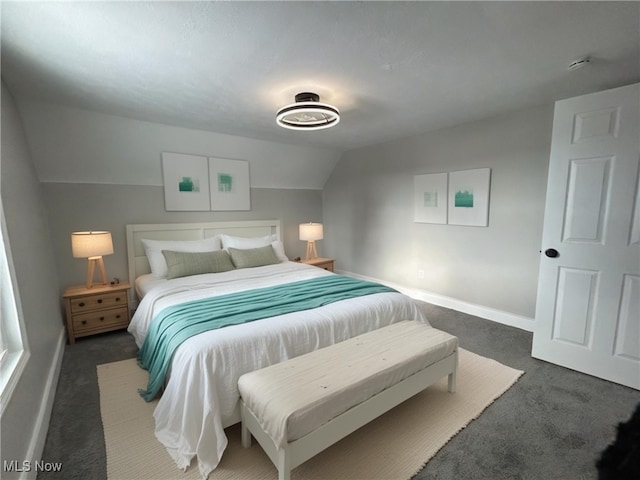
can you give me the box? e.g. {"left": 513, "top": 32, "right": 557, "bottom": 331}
{"left": 37, "top": 302, "right": 639, "bottom": 480}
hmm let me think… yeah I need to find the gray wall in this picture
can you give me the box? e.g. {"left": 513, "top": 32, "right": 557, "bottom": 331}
{"left": 1, "top": 83, "right": 65, "bottom": 476}
{"left": 16, "top": 100, "right": 341, "bottom": 189}
{"left": 323, "top": 104, "right": 553, "bottom": 319}
{"left": 15, "top": 99, "right": 330, "bottom": 296}
{"left": 42, "top": 183, "right": 323, "bottom": 295}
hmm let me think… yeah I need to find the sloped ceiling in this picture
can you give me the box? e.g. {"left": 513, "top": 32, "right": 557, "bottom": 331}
{"left": 1, "top": 1, "right": 639, "bottom": 152}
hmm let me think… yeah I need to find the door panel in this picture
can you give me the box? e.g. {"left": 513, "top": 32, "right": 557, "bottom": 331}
{"left": 572, "top": 107, "right": 620, "bottom": 143}
{"left": 630, "top": 168, "right": 640, "bottom": 245}
{"left": 614, "top": 274, "right": 640, "bottom": 361}
{"left": 552, "top": 267, "right": 598, "bottom": 346}
{"left": 562, "top": 157, "right": 611, "bottom": 243}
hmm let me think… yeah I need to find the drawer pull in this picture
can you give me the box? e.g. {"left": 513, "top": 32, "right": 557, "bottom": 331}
{"left": 116, "top": 314, "right": 121, "bottom": 319}
{"left": 98, "top": 299, "right": 103, "bottom": 304}
{"left": 100, "top": 317, "right": 105, "bottom": 321}
{"left": 78, "top": 302, "right": 85, "bottom": 307}
{"left": 81, "top": 320, "right": 87, "bottom": 325}
{"left": 116, "top": 297, "right": 121, "bottom": 302}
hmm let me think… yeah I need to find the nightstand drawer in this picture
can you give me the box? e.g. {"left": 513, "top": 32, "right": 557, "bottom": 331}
{"left": 70, "top": 291, "right": 127, "bottom": 313}
{"left": 314, "top": 260, "right": 334, "bottom": 271}
{"left": 72, "top": 306, "right": 129, "bottom": 334}
{"left": 302, "top": 258, "right": 335, "bottom": 272}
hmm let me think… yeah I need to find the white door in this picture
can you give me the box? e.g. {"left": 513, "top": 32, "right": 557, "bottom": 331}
{"left": 532, "top": 83, "right": 640, "bottom": 390}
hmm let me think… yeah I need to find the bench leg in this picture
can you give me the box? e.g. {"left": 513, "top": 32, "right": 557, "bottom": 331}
{"left": 240, "top": 402, "right": 252, "bottom": 448}
{"left": 448, "top": 370, "right": 457, "bottom": 393}
{"left": 277, "top": 448, "right": 291, "bottom": 480}
{"left": 241, "top": 422, "right": 252, "bottom": 448}
{"left": 447, "top": 349, "right": 458, "bottom": 393}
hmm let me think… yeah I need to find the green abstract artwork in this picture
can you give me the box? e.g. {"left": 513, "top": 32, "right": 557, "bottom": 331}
{"left": 178, "top": 176, "right": 200, "bottom": 192}
{"left": 454, "top": 189, "right": 474, "bottom": 208}
{"left": 423, "top": 191, "right": 438, "bottom": 207}
{"left": 218, "top": 173, "right": 233, "bottom": 193}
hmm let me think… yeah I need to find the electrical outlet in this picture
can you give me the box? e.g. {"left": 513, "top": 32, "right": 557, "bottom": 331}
{"left": 417, "top": 269, "right": 425, "bottom": 280}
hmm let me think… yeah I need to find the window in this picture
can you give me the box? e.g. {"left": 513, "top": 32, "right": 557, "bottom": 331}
{"left": 0, "top": 201, "right": 30, "bottom": 416}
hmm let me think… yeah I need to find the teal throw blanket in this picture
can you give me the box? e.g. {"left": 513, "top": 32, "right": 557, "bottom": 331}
{"left": 137, "top": 275, "right": 396, "bottom": 401}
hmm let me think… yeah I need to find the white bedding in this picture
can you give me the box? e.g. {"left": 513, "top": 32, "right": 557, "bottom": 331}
{"left": 134, "top": 273, "right": 166, "bottom": 298}
{"left": 128, "top": 261, "right": 429, "bottom": 479}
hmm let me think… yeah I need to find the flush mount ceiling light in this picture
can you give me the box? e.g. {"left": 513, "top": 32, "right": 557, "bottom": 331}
{"left": 276, "top": 92, "right": 340, "bottom": 131}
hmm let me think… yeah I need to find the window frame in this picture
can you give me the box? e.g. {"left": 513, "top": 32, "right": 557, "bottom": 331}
{"left": 0, "top": 201, "right": 30, "bottom": 416}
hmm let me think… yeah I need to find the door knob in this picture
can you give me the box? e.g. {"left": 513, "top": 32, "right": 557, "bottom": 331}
{"left": 544, "top": 248, "right": 559, "bottom": 258}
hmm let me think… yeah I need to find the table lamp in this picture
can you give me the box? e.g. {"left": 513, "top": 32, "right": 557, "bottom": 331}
{"left": 299, "top": 223, "right": 323, "bottom": 260}
{"left": 71, "top": 231, "right": 114, "bottom": 288}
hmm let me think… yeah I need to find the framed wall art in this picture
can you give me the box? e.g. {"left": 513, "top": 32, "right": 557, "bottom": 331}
{"left": 447, "top": 168, "right": 491, "bottom": 227}
{"left": 414, "top": 172, "right": 448, "bottom": 224}
{"left": 162, "top": 152, "right": 211, "bottom": 211}
{"left": 208, "top": 157, "right": 251, "bottom": 211}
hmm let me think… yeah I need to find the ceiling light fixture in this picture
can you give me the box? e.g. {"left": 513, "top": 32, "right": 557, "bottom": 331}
{"left": 276, "top": 92, "right": 340, "bottom": 131}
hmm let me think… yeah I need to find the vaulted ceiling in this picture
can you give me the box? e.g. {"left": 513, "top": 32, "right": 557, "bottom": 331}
{"left": 2, "top": 1, "right": 638, "bottom": 152}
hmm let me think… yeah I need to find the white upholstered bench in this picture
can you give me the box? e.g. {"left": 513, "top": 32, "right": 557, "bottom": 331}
{"left": 238, "top": 320, "right": 458, "bottom": 480}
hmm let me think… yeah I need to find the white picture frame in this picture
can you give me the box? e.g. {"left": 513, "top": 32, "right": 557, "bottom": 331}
{"left": 209, "top": 157, "right": 251, "bottom": 211}
{"left": 162, "top": 152, "right": 211, "bottom": 211}
{"left": 447, "top": 168, "right": 491, "bottom": 227}
{"left": 414, "top": 172, "right": 448, "bottom": 224}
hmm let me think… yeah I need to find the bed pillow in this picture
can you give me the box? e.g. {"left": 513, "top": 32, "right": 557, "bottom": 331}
{"left": 220, "top": 234, "right": 288, "bottom": 262}
{"left": 220, "top": 233, "right": 275, "bottom": 250}
{"left": 228, "top": 245, "right": 280, "bottom": 269}
{"left": 162, "top": 250, "right": 234, "bottom": 280}
{"left": 141, "top": 236, "right": 221, "bottom": 278}
{"left": 270, "top": 240, "right": 289, "bottom": 262}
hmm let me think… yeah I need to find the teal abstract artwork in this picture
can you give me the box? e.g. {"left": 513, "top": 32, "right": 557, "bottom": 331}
{"left": 454, "top": 189, "right": 474, "bottom": 208}
{"left": 178, "top": 176, "right": 200, "bottom": 192}
{"left": 218, "top": 173, "right": 233, "bottom": 193}
{"left": 423, "top": 191, "right": 438, "bottom": 207}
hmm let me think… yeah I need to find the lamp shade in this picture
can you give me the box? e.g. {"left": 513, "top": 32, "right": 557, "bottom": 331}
{"left": 299, "top": 223, "right": 323, "bottom": 241}
{"left": 71, "top": 231, "right": 114, "bottom": 258}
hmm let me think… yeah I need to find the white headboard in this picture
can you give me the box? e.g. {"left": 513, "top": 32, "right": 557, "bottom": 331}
{"left": 126, "top": 219, "right": 281, "bottom": 283}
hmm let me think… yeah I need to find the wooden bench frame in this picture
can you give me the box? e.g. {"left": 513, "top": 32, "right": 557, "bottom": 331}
{"left": 240, "top": 348, "right": 458, "bottom": 480}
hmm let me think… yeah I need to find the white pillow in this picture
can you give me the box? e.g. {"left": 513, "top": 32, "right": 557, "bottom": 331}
{"left": 141, "top": 236, "right": 221, "bottom": 278}
{"left": 270, "top": 240, "right": 289, "bottom": 262}
{"left": 220, "top": 234, "right": 288, "bottom": 262}
{"left": 220, "top": 233, "right": 275, "bottom": 249}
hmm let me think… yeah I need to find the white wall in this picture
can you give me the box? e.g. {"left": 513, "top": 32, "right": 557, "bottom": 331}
{"left": 323, "top": 104, "right": 553, "bottom": 325}
{"left": 16, "top": 100, "right": 342, "bottom": 189}
{"left": 1, "top": 83, "right": 65, "bottom": 478}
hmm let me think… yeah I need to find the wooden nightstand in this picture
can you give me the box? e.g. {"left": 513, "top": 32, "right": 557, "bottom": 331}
{"left": 63, "top": 283, "right": 131, "bottom": 344}
{"left": 301, "top": 257, "right": 335, "bottom": 272}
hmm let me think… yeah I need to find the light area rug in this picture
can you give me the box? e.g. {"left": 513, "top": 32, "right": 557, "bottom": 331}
{"left": 98, "top": 349, "right": 523, "bottom": 480}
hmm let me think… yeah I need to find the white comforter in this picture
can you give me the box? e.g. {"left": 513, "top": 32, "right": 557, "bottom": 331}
{"left": 128, "top": 262, "right": 429, "bottom": 479}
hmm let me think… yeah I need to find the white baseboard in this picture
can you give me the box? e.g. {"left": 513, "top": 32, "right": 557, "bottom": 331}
{"left": 337, "top": 269, "right": 534, "bottom": 332}
{"left": 19, "top": 327, "right": 66, "bottom": 480}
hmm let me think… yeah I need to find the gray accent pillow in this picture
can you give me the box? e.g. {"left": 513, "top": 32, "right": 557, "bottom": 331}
{"left": 228, "top": 245, "right": 280, "bottom": 269}
{"left": 162, "top": 250, "right": 234, "bottom": 279}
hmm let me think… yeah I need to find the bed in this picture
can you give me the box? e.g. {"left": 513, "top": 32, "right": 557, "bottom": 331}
{"left": 126, "top": 220, "right": 430, "bottom": 478}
